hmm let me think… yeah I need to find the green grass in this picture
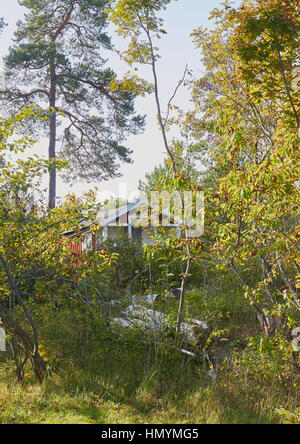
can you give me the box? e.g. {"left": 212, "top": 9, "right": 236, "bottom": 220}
{"left": 0, "top": 358, "right": 290, "bottom": 424}
{"left": 1, "top": 336, "right": 298, "bottom": 424}
{"left": 0, "top": 289, "right": 299, "bottom": 424}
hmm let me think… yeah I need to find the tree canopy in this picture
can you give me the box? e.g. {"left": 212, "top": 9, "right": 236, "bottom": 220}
{"left": 186, "top": 0, "right": 299, "bottom": 320}
{"left": 1, "top": 0, "right": 145, "bottom": 208}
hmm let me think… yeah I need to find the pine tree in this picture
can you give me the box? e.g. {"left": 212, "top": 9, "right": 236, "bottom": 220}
{"left": 1, "top": 0, "right": 144, "bottom": 208}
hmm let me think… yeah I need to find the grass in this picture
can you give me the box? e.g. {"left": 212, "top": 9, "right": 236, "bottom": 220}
{"left": 0, "top": 287, "right": 299, "bottom": 424}
{"left": 0, "top": 359, "right": 288, "bottom": 424}
{"left": 1, "top": 340, "right": 297, "bottom": 424}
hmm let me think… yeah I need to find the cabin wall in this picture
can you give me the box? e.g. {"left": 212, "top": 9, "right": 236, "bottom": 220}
{"left": 69, "top": 238, "right": 83, "bottom": 255}
{"left": 108, "top": 226, "right": 128, "bottom": 240}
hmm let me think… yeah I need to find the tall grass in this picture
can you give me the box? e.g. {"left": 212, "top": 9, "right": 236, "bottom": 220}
{"left": 0, "top": 289, "right": 298, "bottom": 424}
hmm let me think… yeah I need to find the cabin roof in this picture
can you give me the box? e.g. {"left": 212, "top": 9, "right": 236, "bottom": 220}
{"left": 63, "top": 198, "right": 183, "bottom": 237}
{"left": 97, "top": 198, "right": 148, "bottom": 226}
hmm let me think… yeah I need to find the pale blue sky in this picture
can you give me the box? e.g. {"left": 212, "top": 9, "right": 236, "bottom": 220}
{"left": 0, "top": 0, "right": 241, "bottom": 202}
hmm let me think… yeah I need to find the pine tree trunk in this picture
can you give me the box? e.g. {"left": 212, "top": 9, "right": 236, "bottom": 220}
{"left": 48, "top": 59, "right": 57, "bottom": 210}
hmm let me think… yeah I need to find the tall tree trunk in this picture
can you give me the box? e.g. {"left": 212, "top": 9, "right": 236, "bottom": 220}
{"left": 48, "top": 59, "right": 57, "bottom": 210}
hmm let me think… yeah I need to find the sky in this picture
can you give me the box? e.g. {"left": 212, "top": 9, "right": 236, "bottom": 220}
{"left": 0, "top": 0, "right": 242, "bottom": 203}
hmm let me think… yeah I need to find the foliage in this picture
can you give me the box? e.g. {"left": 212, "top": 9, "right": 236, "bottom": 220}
{"left": 86, "top": 235, "right": 146, "bottom": 298}
{"left": 139, "top": 139, "right": 202, "bottom": 197}
{"left": 186, "top": 0, "right": 300, "bottom": 333}
{"left": 0, "top": 0, "right": 299, "bottom": 423}
{"left": 229, "top": 0, "right": 299, "bottom": 129}
{"left": 1, "top": 297, "right": 298, "bottom": 424}
{"left": 0, "top": 106, "right": 115, "bottom": 382}
{"left": 107, "top": 0, "right": 172, "bottom": 65}
{"left": 224, "top": 334, "right": 300, "bottom": 406}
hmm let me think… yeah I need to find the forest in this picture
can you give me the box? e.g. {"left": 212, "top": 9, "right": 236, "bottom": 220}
{"left": 0, "top": 0, "right": 299, "bottom": 425}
